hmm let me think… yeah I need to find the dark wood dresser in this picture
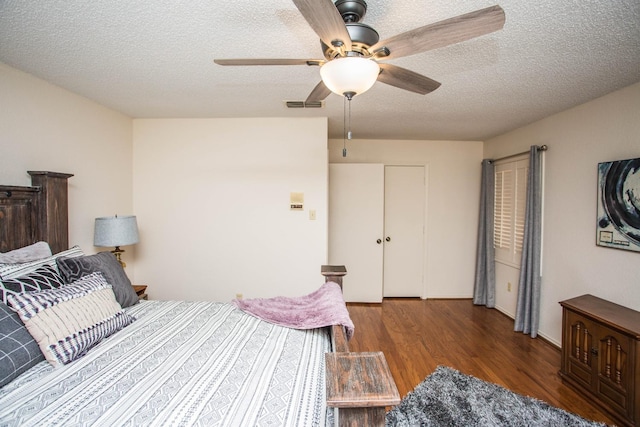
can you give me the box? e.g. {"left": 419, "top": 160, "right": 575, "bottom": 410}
{"left": 559, "top": 294, "right": 640, "bottom": 427}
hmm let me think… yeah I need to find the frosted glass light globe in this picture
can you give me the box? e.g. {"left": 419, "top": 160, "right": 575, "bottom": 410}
{"left": 320, "top": 57, "right": 380, "bottom": 97}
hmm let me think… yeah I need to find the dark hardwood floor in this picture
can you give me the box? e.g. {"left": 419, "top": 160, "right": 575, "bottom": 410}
{"left": 346, "top": 298, "right": 617, "bottom": 426}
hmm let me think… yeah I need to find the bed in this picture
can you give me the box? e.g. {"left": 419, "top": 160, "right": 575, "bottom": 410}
{"left": 0, "top": 171, "right": 399, "bottom": 426}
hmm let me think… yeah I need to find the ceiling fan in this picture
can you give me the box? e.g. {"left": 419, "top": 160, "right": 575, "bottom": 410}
{"left": 214, "top": 0, "right": 505, "bottom": 102}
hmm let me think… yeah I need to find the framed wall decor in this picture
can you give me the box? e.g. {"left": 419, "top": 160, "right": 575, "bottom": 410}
{"left": 596, "top": 157, "right": 640, "bottom": 252}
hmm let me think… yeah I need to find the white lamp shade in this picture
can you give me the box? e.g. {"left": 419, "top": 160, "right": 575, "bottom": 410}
{"left": 94, "top": 215, "right": 139, "bottom": 247}
{"left": 320, "top": 57, "right": 380, "bottom": 97}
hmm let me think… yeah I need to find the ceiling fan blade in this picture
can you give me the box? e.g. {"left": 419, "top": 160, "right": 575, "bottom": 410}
{"left": 306, "top": 81, "right": 332, "bottom": 103}
{"left": 214, "top": 59, "right": 322, "bottom": 66}
{"left": 377, "top": 63, "right": 441, "bottom": 95}
{"left": 292, "top": 0, "right": 352, "bottom": 51}
{"left": 371, "top": 5, "right": 505, "bottom": 60}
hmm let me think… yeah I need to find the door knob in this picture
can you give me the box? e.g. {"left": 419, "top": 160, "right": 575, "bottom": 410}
{"left": 385, "top": 237, "right": 391, "bottom": 242}
{"left": 376, "top": 239, "right": 382, "bottom": 244}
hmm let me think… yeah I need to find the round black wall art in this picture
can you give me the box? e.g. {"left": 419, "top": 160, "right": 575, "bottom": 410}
{"left": 596, "top": 157, "right": 640, "bottom": 252}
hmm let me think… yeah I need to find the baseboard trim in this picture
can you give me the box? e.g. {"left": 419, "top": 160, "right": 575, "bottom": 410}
{"left": 494, "top": 305, "right": 560, "bottom": 349}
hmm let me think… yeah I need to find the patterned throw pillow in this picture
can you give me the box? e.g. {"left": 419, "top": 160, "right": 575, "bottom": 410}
{"left": 56, "top": 252, "right": 139, "bottom": 308}
{"left": 6, "top": 272, "right": 136, "bottom": 366}
{"left": 0, "top": 246, "right": 84, "bottom": 280}
{"left": 0, "top": 265, "right": 65, "bottom": 304}
{"left": 0, "top": 242, "right": 52, "bottom": 264}
{"left": 0, "top": 303, "right": 45, "bottom": 387}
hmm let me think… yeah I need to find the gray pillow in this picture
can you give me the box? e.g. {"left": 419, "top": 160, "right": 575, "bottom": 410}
{"left": 0, "top": 302, "right": 45, "bottom": 387}
{"left": 56, "top": 252, "right": 139, "bottom": 308}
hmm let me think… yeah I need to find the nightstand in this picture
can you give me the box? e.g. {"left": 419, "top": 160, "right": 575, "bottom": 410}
{"left": 133, "top": 285, "right": 148, "bottom": 300}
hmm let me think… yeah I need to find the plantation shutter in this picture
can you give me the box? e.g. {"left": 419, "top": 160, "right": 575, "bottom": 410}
{"left": 494, "top": 168, "right": 512, "bottom": 250}
{"left": 494, "top": 157, "right": 529, "bottom": 266}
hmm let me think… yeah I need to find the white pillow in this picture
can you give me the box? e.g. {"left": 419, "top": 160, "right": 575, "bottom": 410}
{"left": 7, "top": 272, "right": 136, "bottom": 366}
{"left": 0, "top": 242, "right": 52, "bottom": 264}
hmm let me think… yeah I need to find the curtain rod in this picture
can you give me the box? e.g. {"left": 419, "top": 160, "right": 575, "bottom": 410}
{"left": 490, "top": 145, "right": 548, "bottom": 163}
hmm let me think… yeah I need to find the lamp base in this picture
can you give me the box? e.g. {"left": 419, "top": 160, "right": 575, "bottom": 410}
{"left": 112, "top": 246, "right": 126, "bottom": 268}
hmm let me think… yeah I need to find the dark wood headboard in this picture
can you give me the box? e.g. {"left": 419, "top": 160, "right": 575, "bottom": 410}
{"left": 0, "top": 171, "right": 73, "bottom": 254}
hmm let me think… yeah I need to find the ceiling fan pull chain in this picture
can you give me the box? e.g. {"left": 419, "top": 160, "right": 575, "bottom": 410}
{"left": 347, "top": 96, "right": 352, "bottom": 140}
{"left": 343, "top": 95, "right": 347, "bottom": 157}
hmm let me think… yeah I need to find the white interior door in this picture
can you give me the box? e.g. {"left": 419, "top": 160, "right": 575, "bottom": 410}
{"left": 383, "top": 165, "right": 425, "bottom": 297}
{"left": 329, "top": 164, "right": 384, "bottom": 302}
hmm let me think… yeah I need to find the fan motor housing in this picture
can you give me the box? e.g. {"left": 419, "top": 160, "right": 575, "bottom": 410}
{"left": 321, "top": 22, "right": 379, "bottom": 59}
{"left": 321, "top": 0, "right": 377, "bottom": 59}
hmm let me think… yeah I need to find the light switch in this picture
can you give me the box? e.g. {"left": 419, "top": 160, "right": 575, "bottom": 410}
{"left": 309, "top": 210, "right": 316, "bottom": 220}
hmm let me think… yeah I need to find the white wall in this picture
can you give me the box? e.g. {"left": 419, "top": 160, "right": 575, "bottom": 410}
{"left": 329, "top": 139, "right": 483, "bottom": 298}
{"left": 133, "top": 118, "right": 329, "bottom": 302}
{"left": 485, "top": 82, "right": 640, "bottom": 345}
{"left": 0, "top": 63, "right": 134, "bottom": 260}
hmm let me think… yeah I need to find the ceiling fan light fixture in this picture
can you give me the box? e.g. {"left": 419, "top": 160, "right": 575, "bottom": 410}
{"left": 320, "top": 56, "right": 379, "bottom": 97}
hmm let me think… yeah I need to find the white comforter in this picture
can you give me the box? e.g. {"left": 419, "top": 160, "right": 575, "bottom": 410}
{"left": 0, "top": 301, "right": 330, "bottom": 426}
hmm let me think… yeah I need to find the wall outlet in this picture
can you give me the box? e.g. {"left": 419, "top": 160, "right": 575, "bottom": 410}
{"left": 235, "top": 293, "right": 243, "bottom": 300}
{"left": 507, "top": 282, "right": 512, "bottom": 292}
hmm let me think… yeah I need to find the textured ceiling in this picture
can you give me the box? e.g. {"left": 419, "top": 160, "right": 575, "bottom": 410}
{"left": 1, "top": 0, "right": 639, "bottom": 141}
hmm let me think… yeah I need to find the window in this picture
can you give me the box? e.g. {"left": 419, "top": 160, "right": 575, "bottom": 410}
{"left": 494, "top": 157, "right": 528, "bottom": 267}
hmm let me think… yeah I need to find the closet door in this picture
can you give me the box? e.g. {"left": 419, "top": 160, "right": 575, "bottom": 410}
{"left": 329, "top": 164, "right": 384, "bottom": 302}
{"left": 383, "top": 166, "right": 425, "bottom": 297}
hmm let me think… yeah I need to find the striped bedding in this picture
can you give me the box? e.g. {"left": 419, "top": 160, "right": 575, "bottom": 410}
{"left": 0, "top": 300, "right": 331, "bottom": 426}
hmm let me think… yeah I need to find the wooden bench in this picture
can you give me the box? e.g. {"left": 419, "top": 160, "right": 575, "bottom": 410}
{"left": 323, "top": 266, "right": 401, "bottom": 427}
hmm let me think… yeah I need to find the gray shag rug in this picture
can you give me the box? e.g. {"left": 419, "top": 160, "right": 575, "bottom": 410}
{"left": 385, "top": 366, "right": 607, "bottom": 426}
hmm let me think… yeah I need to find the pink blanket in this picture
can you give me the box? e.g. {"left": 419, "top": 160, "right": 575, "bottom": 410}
{"left": 232, "top": 282, "right": 354, "bottom": 340}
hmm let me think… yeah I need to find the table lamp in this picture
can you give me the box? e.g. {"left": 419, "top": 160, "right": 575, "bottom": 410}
{"left": 94, "top": 215, "right": 139, "bottom": 267}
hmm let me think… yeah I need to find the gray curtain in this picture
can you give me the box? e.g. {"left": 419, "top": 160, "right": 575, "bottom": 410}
{"left": 514, "top": 146, "right": 543, "bottom": 337}
{"left": 473, "top": 159, "right": 495, "bottom": 307}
